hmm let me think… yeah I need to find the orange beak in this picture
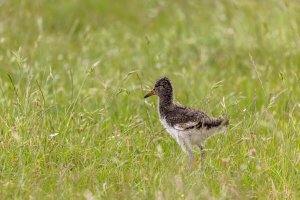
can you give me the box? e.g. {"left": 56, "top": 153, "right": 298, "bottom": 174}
{"left": 144, "top": 90, "right": 156, "bottom": 98}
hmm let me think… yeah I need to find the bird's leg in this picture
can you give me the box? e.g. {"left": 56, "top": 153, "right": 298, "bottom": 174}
{"left": 184, "top": 141, "right": 195, "bottom": 170}
{"left": 198, "top": 144, "right": 205, "bottom": 160}
{"left": 188, "top": 148, "right": 195, "bottom": 170}
{"left": 177, "top": 137, "right": 187, "bottom": 154}
{"left": 179, "top": 137, "right": 194, "bottom": 169}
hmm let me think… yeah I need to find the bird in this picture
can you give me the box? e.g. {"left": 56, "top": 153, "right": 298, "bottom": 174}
{"left": 144, "top": 77, "right": 229, "bottom": 167}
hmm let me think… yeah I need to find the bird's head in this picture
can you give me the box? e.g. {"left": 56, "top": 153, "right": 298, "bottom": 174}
{"left": 144, "top": 77, "right": 173, "bottom": 99}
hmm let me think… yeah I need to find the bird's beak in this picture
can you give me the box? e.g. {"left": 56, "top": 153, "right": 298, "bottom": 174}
{"left": 144, "top": 90, "right": 156, "bottom": 98}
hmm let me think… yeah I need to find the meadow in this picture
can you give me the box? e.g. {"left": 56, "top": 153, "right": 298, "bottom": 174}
{"left": 0, "top": 0, "right": 300, "bottom": 199}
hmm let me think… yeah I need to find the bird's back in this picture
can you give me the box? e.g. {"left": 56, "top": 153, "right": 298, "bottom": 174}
{"left": 162, "top": 103, "right": 229, "bottom": 130}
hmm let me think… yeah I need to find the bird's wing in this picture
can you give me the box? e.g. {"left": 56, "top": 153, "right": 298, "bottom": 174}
{"left": 168, "top": 106, "right": 228, "bottom": 131}
{"left": 197, "top": 116, "right": 228, "bottom": 129}
{"left": 173, "top": 121, "right": 198, "bottom": 130}
{"left": 167, "top": 106, "right": 208, "bottom": 130}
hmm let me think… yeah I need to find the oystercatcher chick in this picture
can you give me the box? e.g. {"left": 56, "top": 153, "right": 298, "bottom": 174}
{"left": 144, "top": 77, "right": 229, "bottom": 167}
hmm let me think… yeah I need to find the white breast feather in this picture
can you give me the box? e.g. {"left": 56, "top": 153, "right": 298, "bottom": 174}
{"left": 160, "top": 118, "right": 179, "bottom": 140}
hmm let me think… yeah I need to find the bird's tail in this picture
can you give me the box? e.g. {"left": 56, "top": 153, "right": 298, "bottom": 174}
{"left": 221, "top": 117, "right": 230, "bottom": 126}
{"left": 210, "top": 116, "right": 229, "bottom": 127}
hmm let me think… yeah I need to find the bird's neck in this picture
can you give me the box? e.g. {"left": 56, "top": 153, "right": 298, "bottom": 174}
{"left": 158, "top": 92, "right": 173, "bottom": 115}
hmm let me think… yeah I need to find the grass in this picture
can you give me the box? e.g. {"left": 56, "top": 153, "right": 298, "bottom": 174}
{"left": 0, "top": 0, "right": 300, "bottom": 199}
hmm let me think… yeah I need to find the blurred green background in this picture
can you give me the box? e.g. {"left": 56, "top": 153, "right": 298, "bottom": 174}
{"left": 0, "top": 0, "right": 300, "bottom": 199}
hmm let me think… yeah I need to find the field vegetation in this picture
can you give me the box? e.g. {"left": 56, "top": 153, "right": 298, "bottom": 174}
{"left": 0, "top": 0, "right": 300, "bottom": 199}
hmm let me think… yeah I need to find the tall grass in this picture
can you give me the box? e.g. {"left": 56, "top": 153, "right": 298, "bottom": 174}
{"left": 0, "top": 0, "right": 300, "bottom": 199}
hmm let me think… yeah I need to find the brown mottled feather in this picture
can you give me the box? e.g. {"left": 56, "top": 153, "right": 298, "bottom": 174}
{"left": 162, "top": 104, "right": 229, "bottom": 130}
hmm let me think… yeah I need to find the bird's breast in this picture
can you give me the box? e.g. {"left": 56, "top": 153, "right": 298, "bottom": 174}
{"left": 159, "top": 117, "right": 179, "bottom": 140}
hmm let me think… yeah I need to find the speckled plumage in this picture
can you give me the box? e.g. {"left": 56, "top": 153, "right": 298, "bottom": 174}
{"left": 144, "top": 77, "right": 229, "bottom": 166}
